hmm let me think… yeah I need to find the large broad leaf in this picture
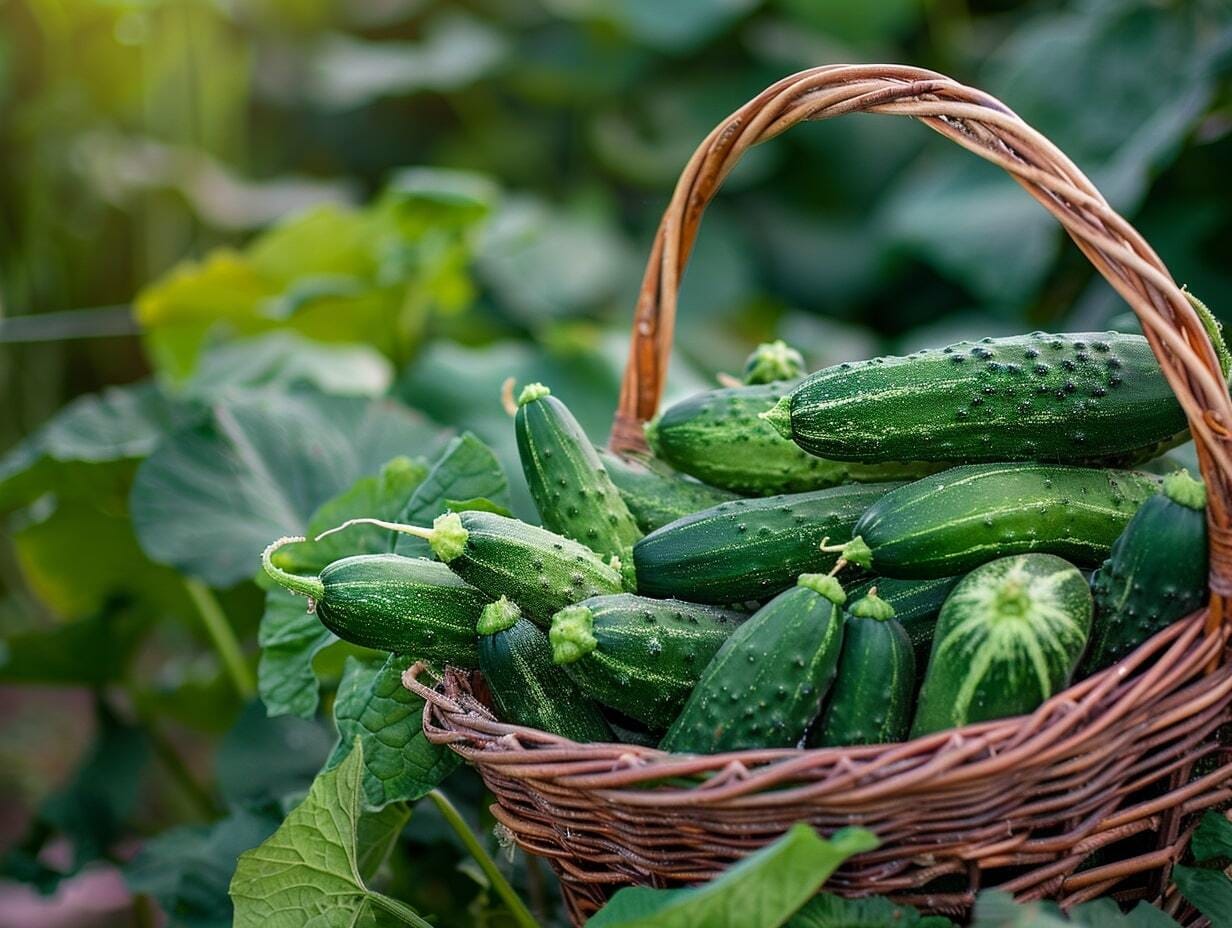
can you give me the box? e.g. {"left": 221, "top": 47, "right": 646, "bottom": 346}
{"left": 326, "top": 654, "right": 460, "bottom": 810}
{"left": 229, "top": 741, "right": 429, "bottom": 928}
{"left": 257, "top": 587, "right": 341, "bottom": 720}
{"left": 969, "top": 891, "right": 1178, "bottom": 927}
{"left": 1174, "top": 866, "right": 1232, "bottom": 926}
{"left": 1190, "top": 811, "right": 1232, "bottom": 863}
{"left": 215, "top": 701, "right": 334, "bottom": 808}
{"left": 787, "top": 892, "right": 953, "bottom": 927}
{"left": 130, "top": 390, "right": 446, "bottom": 588}
{"left": 0, "top": 605, "right": 148, "bottom": 686}
{"left": 586, "top": 825, "right": 878, "bottom": 928}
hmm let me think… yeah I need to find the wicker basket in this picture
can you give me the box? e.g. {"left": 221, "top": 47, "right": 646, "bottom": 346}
{"left": 404, "top": 64, "right": 1232, "bottom": 925}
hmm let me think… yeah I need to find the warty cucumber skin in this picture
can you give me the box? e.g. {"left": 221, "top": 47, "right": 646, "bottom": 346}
{"left": 855, "top": 464, "right": 1159, "bottom": 579}
{"left": 911, "top": 553, "right": 1092, "bottom": 736}
{"left": 598, "top": 450, "right": 738, "bottom": 533}
{"left": 516, "top": 388, "right": 640, "bottom": 583}
{"left": 314, "top": 554, "right": 485, "bottom": 666}
{"left": 647, "top": 382, "right": 933, "bottom": 495}
{"left": 633, "top": 482, "right": 903, "bottom": 605}
{"left": 847, "top": 576, "right": 960, "bottom": 670}
{"left": 550, "top": 594, "right": 745, "bottom": 731}
{"left": 779, "top": 332, "right": 1188, "bottom": 466}
{"left": 660, "top": 581, "right": 845, "bottom": 754}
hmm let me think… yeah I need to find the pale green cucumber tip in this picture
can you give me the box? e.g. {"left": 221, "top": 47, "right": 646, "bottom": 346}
{"left": 797, "top": 573, "right": 846, "bottom": 605}
{"left": 518, "top": 382, "right": 551, "bottom": 406}
{"left": 839, "top": 536, "right": 874, "bottom": 570}
{"left": 549, "top": 605, "right": 596, "bottom": 664}
{"left": 849, "top": 589, "right": 896, "bottom": 621}
{"left": 477, "top": 597, "right": 521, "bottom": 635}
{"left": 429, "top": 511, "right": 469, "bottom": 562}
{"left": 1162, "top": 469, "right": 1206, "bottom": 510}
{"left": 743, "top": 339, "right": 805, "bottom": 384}
{"left": 759, "top": 395, "right": 794, "bottom": 439}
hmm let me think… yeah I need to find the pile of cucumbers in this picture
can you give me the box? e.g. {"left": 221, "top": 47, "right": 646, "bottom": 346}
{"left": 263, "top": 329, "right": 1217, "bottom": 752}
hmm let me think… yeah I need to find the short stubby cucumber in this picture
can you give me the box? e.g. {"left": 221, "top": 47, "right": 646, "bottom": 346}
{"left": 812, "top": 590, "right": 915, "bottom": 747}
{"left": 846, "top": 575, "right": 960, "bottom": 670}
{"left": 911, "top": 553, "right": 1092, "bottom": 736}
{"left": 516, "top": 383, "right": 640, "bottom": 587}
{"left": 633, "top": 482, "right": 903, "bottom": 605}
{"left": 262, "top": 542, "right": 484, "bottom": 666}
{"left": 646, "top": 382, "right": 934, "bottom": 495}
{"left": 660, "top": 575, "right": 847, "bottom": 754}
{"left": 549, "top": 594, "right": 745, "bottom": 731}
{"left": 476, "top": 598, "right": 612, "bottom": 743}
{"left": 767, "top": 332, "right": 1192, "bottom": 466}
{"left": 598, "top": 449, "right": 738, "bottom": 533}
{"left": 1081, "top": 470, "right": 1208, "bottom": 675}
{"left": 314, "top": 511, "right": 623, "bottom": 626}
{"left": 743, "top": 339, "right": 806, "bottom": 385}
{"left": 839, "top": 464, "right": 1159, "bottom": 580}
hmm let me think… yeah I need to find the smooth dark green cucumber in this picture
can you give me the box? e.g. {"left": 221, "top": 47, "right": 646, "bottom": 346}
{"left": 598, "top": 450, "right": 738, "bottom": 533}
{"left": 743, "top": 339, "right": 806, "bottom": 385}
{"left": 660, "top": 575, "right": 847, "bottom": 753}
{"left": 912, "top": 554, "right": 1092, "bottom": 736}
{"left": 846, "top": 575, "right": 960, "bottom": 670}
{"left": 768, "top": 332, "right": 1192, "bottom": 466}
{"left": 549, "top": 594, "right": 745, "bottom": 730}
{"left": 633, "top": 482, "right": 902, "bottom": 605}
{"left": 476, "top": 598, "right": 612, "bottom": 742}
{"left": 1080, "top": 470, "right": 1208, "bottom": 675}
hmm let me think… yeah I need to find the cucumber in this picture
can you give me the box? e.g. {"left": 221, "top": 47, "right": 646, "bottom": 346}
{"left": 598, "top": 449, "right": 738, "bottom": 533}
{"left": 846, "top": 575, "right": 960, "bottom": 671}
{"left": 1080, "top": 470, "right": 1208, "bottom": 675}
{"left": 633, "top": 482, "right": 902, "bottom": 605}
{"left": 911, "top": 553, "right": 1092, "bottom": 736}
{"left": 516, "top": 383, "right": 640, "bottom": 587}
{"left": 766, "top": 332, "right": 1192, "bottom": 466}
{"left": 476, "top": 598, "right": 612, "bottom": 743}
{"left": 315, "top": 511, "right": 623, "bottom": 626}
{"left": 549, "top": 594, "right": 745, "bottom": 730}
{"left": 262, "top": 541, "right": 483, "bottom": 666}
{"left": 646, "top": 382, "right": 933, "bottom": 495}
{"left": 743, "top": 339, "right": 805, "bottom": 385}
{"left": 812, "top": 589, "right": 915, "bottom": 747}
{"left": 837, "top": 464, "right": 1159, "bottom": 580}
{"left": 659, "top": 575, "right": 846, "bottom": 754}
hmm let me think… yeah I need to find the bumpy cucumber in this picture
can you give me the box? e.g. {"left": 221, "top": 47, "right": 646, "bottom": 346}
{"left": 839, "top": 464, "right": 1159, "bottom": 580}
{"left": 660, "top": 575, "right": 846, "bottom": 754}
{"left": 846, "top": 575, "right": 960, "bottom": 669}
{"left": 911, "top": 553, "right": 1092, "bottom": 736}
{"left": 262, "top": 542, "right": 483, "bottom": 666}
{"left": 516, "top": 383, "right": 640, "bottom": 587}
{"left": 316, "top": 511, "right": 623, "bottom": 626}
{"left": 812, "top": 590, "right": 915, "bottom": 747}
{"left": 549, "top": 594, "right": 745, "bottom": 730}
{"left": 476, "top": 598, "right": 612, "bottom": 742}
{"left": 1080, "top": 470, "right": 1208, "bottom": 675}
{"left": 598, "top": 450, "right": 738, "bottom": 533}
{"left": 767, "top": 332, "right": 1192, "bottom": 466}
{"left": 646, "top": 382, "right": 933, "bottom": 495}
{"left": 633, "top": 482, "right": 902, "bottom": 605}
{"left": 743, "top": 339, "right": 806, "bottom": 385}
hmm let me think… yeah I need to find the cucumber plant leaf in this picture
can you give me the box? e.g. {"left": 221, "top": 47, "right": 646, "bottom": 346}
{"left": 0, "top": 604, "right": 149, "bottom": 686}
{"left": 1190, "top": 811, "right": 1232, "bottom": 863}
{"left": 215, "top": 701, "right": 334, "bottom": 808}
{"left": 786, "top": 892, "right": 953, "bottom": 927}
{"left": 1173, "top": 866, "right": 1232, "bottom": 926}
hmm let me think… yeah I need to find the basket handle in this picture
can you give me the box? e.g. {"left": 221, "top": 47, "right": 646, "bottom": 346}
{"left": 609, "top": 63, "right": 1232, "bottom": 607}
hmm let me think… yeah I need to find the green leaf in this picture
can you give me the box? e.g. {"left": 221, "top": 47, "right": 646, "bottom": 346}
{"left": 257, "top": 587, "right": 340, "bottom": 719}
{"left": 327, "top": 654, "right": 460, "bottom": 810}
{"left": 970, "top": 892, "right": 1069, "bottom": 927}
{"left": 0, "top": 605, "right": 148, "bottom": 686}
{"left": 230, "top": 741, "right": 430, "bottom": 928}
{"left": 1174, "top": 865, "right": 1232, "bottom": 926}
{"left": 216, "top": 701, "right": 335, "bottom": 808}
{"left": 586, "top": 825, "right": 878, "bottom": 928}
{"left": 125, "top": 807, "right": 281, "bottom": 928}
{"left": 786, "top": 892, "right": 953, "bottom": 927}
{"left": 1190, "top": 811, "right": 1232, "bottom": 863}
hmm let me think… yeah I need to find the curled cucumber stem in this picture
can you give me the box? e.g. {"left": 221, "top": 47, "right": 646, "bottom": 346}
{"left": 261, "top": 537, "right": 325, "bottom": 601}
{"left": 313, "top": 517, "right": 432, "bottom": 542}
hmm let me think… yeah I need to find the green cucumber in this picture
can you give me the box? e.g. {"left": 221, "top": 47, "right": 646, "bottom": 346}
{"left": 846, "top": 575, "right": 960, "bottom": 670}
{"left": 646, "top": 382, "right": 934, "bottom": 495}
{"left": 598, "top": 450, "right": 738, "bottom": 533}
{"left": 549, "top": 594, "right": 745, "bottom": 730}
{"left": 476, "top": 598, "right": 612, "bottom": 742}
{"left": 262, "top": 541, "right": 483, "bottom": 666}
{"left": 812, "top": 589, "right": 915, "bottom": 747}
{"left": 767, "top": 332, "right": 1193, "bottom": 466}
{"left": 633, "top": 482, "right": 902, "bottom": 605}
{"left": 660, "top": 575, "right": 847, "bottom": 753}
{"left": 911, "top": 553, "right": 1092, "bottom": 736}
{"left": 315, "top": 511, "right": 623, "bottom": 626}
{"left": 516, "top": 383, "right": 640, "bottom": 587}
{"left": 837, "top": 464, "right": 1159, "bottom": 580}
{"left": 743, "top": 339, "right": 805, "bottom": 385}
{"left": 1080, "top": 470, "right": 1208, "bottom": 675}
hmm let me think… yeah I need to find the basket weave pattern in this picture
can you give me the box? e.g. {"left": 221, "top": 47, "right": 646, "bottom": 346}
{"left": 404, "top": 64, "right": 1232, "bottom": 923}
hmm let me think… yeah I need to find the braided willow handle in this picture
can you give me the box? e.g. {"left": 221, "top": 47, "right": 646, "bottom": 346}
{"left": 610, "top": 63, "right": 1232, "bottom": 609}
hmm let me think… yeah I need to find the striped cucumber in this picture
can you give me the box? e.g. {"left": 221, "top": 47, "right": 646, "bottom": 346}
{"left": 911, "top": 553, "right": 1092, "bottom": 736}
{"left": 549, "top": 594, "right": 745, "bottom": 730}
{"left": 262, "top": 542, "right": 483, "bottom": 666}
{"left": 766, "top": 332, "right": 1194, "bottom": 466}
{"left": 646, "top": 382, "right": 933, "bottom": 495}
{"left": 833, "top": 464, "right": 1159, "bottom": 580}
{"left": 633, "top": 482, "right": 903, "bottom": 605}
{"left": 1080, "top": 470, "right": 1208, "bottom": 675}
{"left": 516, "top": 383, "right": 640, "bottom": 587}
{"left": 811, "top": 589, "right": 915, "bottom": 747}
{"left": 659, "top": 575, "right": 847, "bottom": 754}
{"left": 847, "top": 575, "right": 960, "bottom": 671}
{"left": 477, "top": 598, "right": 612, "bottom": 742}
{"left": 742, "top": 339, "right": 806, "bottom": 385}
{"left": 598, "top": 449, "right": 738, "bottom": 533}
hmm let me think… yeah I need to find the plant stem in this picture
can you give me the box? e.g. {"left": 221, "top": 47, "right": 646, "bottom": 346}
{"left": 428, "top": 790, "right": 540, "bottom": 928}
{"left": 184, "top": 578, "right": 255, "bottom": 700}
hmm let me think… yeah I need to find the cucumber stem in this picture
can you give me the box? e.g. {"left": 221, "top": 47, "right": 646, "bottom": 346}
{"left": 819, "top": 535, "right": 873, "bottom": 571}
{"left": 759, "top": 395, "right": 794, "bottom": 439}
{"left": 549, "top": 605, "right": 597, "bottom": 664}
{"left": 313, "top": 513, "right": 468, "bottom": 563}
{"left": 478, "top": 597, "right": 521, "bottom": 635}
{"left": 797, "top": 573, "right": 846, "bottom": 605}
{"left": 261, "top": 536, "right": 325, "bottom": 601}
{"left": 313, "top": 517, "right": 431, "bottom": 542}
{"left": 1162, "top": 469, "right": 1206, "bottom": 511}
{"left": 849, "top": 588, "right": 896, "bottom": 621}
{"left": 183, "top": 578, "right": 256, "bottom": 700}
